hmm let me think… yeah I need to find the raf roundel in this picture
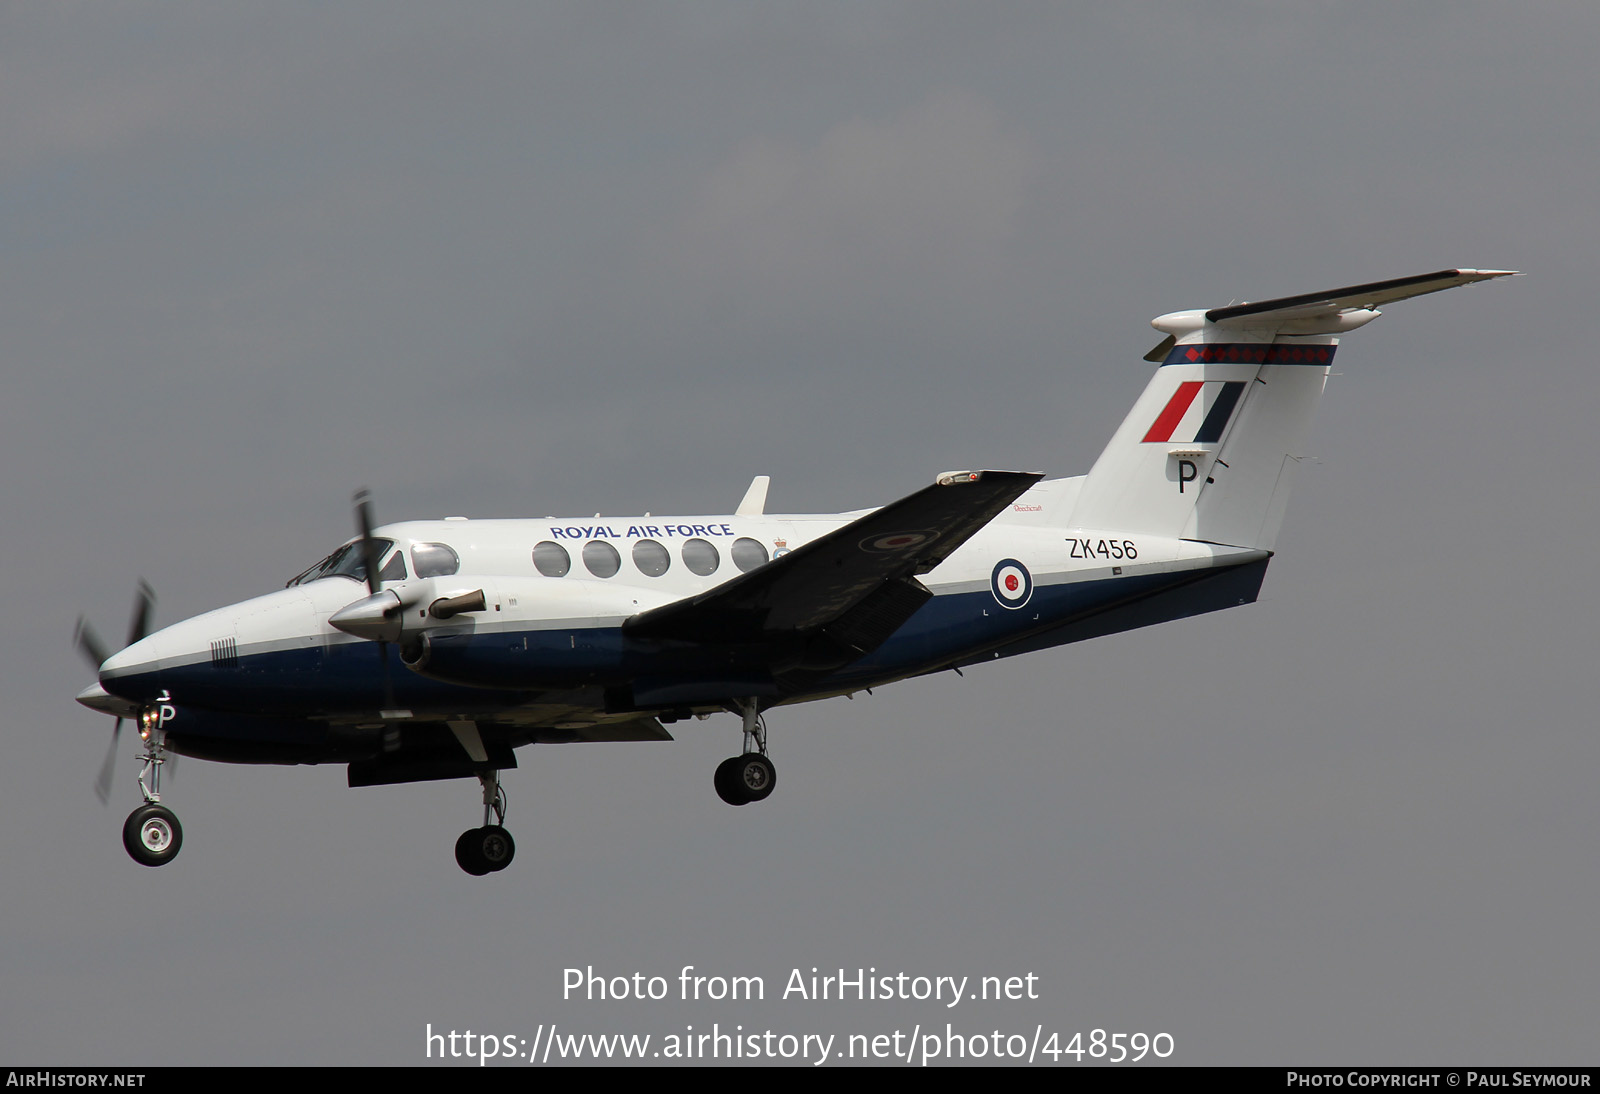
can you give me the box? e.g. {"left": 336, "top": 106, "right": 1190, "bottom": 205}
{"left": 990, "top": 558, "right": 1033, "bottom": 610}
{"left": 858, "top": 529, "right": 938, "bottom": 554}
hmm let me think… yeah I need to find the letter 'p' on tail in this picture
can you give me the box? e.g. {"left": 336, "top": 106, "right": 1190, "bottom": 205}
{"left": 1067, "top": 269, "right": 1517, "bottom": 550}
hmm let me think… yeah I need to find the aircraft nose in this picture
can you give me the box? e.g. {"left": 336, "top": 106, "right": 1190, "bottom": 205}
{"left": 95, "top": 587, "right": 326, "bottom": 708}
{"left": 100, "top": 634, "right": 160, "bottom": 681}
{"left": 98, "top": 632, "right": 164, "bottom": 699}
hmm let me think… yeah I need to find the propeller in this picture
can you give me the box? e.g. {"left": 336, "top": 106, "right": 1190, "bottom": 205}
{"left": 352, "top": 489, "right": 400, "bottom": 735}
{"left": 75, "top": 580, "right": 156, "bottom": 804}
{"left": 354, "top": 488, "right": 384, "bottom": 599}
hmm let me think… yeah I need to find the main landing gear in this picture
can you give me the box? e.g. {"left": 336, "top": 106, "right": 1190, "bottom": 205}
{"left": 455, "top": 768, "right": 516, "bottom": 876}
{"left": 714, "top": 700, "right": 777, "bottom": 807}
{"left": 123, "top": 726, "right": 182, "bottom": 866}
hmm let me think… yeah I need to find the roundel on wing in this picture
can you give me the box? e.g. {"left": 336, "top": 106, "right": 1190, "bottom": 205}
{"left": 858, "top": 529, "right": 938, "bottom": 554}
{"left": 990, "top": 558, "right": 1033, "bottom": 610}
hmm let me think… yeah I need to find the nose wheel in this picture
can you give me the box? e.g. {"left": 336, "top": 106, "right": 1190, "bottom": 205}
{"left": 456, "top": 769, "right": 516, "bottom": 875}
{"left": 123, "top": 803, "right": 183, "bottom": 866}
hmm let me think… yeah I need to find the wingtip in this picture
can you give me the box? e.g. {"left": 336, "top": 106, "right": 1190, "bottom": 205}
{"left": 934, "top": 469, "right": 1046, "bottom": 487}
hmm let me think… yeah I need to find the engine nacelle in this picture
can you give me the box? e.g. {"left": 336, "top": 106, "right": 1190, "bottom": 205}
{"left": 328, "top": 575, "right": 494, "bottom": 644}
{"left": 334, "top": 574, "right": 673, "bottom": 689}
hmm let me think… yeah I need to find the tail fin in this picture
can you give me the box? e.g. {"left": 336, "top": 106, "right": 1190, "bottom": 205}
{"left": 1068, "top": 269, "right": 1516, "bottom": 549}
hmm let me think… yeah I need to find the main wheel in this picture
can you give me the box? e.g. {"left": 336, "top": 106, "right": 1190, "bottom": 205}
{"left": 714, "top": 756, "right": 750, "bottom": 806}
{"left": 455, "top": 826, "right": 515, "bottom": 875}
{"left": 478, "top": 825, "right": 516, "bottom": 872}
{"left": 455, "top": 828, "right": 491, "bottom": 875}
{"left": 122, "top": 804, "right": 183, "bottom": 867}
{"left": 735, "top": 752, "right": 776, "bottom": 803}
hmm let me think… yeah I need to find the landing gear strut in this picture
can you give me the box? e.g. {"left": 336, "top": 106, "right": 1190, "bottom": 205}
{"left": 714, "top": 700, "right": 776, "bottom": 806}
{"left": 455, "top": 768, "right": 516, "bottom": 875}
{"left": 122, "top": 723, "right": 181, "bottom": 866}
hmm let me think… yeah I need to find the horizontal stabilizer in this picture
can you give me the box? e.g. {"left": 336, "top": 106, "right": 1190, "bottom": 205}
{"left": 1205, "top": 268, "right": 1517, "bottom": 326}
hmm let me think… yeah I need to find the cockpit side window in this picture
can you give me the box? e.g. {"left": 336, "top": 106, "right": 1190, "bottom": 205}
{"left": 377, "top": 550, "right": 407, "bottom": 583}
{"left": 412, "top": 542, "right": 461, "bottom": 579}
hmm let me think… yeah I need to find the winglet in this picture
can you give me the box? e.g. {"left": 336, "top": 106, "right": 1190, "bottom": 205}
{"left": 736, "top": 475, "right": 770, "bottom": 516}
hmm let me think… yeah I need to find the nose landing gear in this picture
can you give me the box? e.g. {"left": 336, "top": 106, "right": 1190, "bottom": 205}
{"left": 122, "top": 725, "right": 181, "bottom": 867}
{"left": 455, "top": 768, "right": 516, "bottom": 875}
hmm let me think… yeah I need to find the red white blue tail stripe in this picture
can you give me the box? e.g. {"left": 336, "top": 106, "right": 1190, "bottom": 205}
{"left": 1142, "top": 380, "right": 1248, "bottom": 444}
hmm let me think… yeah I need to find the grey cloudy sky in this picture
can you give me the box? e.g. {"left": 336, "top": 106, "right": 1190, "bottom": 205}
{"left": 2, "top": 1, "right": 1595, "bottom": 1066}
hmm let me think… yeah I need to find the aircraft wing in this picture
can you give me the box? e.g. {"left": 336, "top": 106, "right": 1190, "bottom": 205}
{"left": 625, "top": 470, "right": 1043, "bottom": 645}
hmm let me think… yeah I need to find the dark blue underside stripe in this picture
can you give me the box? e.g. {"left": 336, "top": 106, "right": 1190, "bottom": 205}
{"left": 104, "top": 561, "right": 1268, "bottom": 755}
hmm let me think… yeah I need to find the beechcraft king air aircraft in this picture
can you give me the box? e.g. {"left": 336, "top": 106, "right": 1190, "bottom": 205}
{"left": 75, "top": 269, "right": 1515, "bottom": 874}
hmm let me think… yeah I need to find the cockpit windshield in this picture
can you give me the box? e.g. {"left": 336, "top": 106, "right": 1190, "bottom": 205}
{"left": 286, "top": 539, "right": 399, "bottom": 587}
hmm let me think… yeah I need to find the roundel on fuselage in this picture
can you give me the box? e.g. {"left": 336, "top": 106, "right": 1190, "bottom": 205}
{"left": 990, "top": 558, "right": 1033, "bottom": 610}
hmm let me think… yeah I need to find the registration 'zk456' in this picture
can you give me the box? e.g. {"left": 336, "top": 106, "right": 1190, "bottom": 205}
{"left": 1067, "top": 538, "right": 1138, "bottom": 561}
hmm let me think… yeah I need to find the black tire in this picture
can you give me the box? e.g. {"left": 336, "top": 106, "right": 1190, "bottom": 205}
{"left": 736, "top": 752, "right": 776, "bottom": 803}
{"left": 479, "top": 825, "right": 516, "bottom": 872}
{"left": 714, "top": 756, "right": 750, "bottom": 806}
{"left": 122, "top": 804, "right": 183, "bottom": 867}
{"left": 455, "top": 828, "right": 491, "bottom": 876}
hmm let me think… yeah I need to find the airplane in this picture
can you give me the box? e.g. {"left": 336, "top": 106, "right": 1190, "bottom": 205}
{"left": 74, "top": 268, "right": 1516, "bottom": 875}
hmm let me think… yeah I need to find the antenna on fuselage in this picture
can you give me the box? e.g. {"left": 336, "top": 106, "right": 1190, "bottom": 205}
{"left": 736, "top": 475, "right": 770, "bottom": 516}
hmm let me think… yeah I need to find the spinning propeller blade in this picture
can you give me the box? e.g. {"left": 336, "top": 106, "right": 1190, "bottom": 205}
{"left": 126, "top": 580, "right": 155, "bottom": 649}
{"left": 352, "top": 489, "right": 399, "bottom": 719}
{"left": 355, "top": 489, "right": 384, "bottom": 597}
{"left": 93, "top": 722, "right": 122, "bottom": 805}
{"left": 75, "top": 581, "right": 158, "bottom": 804}
{"left": 74, "top": 616, "right": 111, "bottom": 670}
